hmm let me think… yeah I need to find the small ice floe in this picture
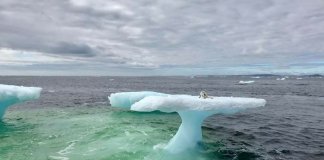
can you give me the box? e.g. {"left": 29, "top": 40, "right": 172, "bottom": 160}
{"left": 48, "top": 90, "right": 56, "bottom": 93}
{"left": 109, "top": 79, "right": 114, "bottom": 81}
{"left": 296, "top": 77, "right": 303, "bottom": 80}
{"left": 238, "top": 80, "right": 255, "bottom": 84}
{"left": 251, "top": 76, "right": 260, "bottom": 79}
{"left": 276, "top": 78, "right": 286, "bottom": 80}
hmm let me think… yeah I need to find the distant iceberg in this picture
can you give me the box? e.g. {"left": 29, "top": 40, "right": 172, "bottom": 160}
{"left": 238, "top": 80, "right": 255, "bottom": 84}
{"left": 109, "top": 91, "right": 266, "bottom": 153}
{"left": 0, "top": 84, "right": 42, "bottom": 119}
{"left": 276, "top": 78, "right": 286, "bottom": 80}
{"left": 251, "top": 76, "right": 260, "bottom": 79}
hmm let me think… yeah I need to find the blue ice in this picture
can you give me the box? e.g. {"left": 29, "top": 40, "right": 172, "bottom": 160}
{"left": 109, "top": 91, "right": 266, "bottom": 153}
{"left": 109, "top": 91, "right": 168, "bottom": 108}
{"left": 0, "top": 84, "right": 42, "bottom": 119}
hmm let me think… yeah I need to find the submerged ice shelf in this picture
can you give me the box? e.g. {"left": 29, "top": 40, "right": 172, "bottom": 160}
{"left": 0, "top": 84, "right": 42, "bottom": 119}
{"left": 109, "top": 91, "right": 266, "bottom": 153}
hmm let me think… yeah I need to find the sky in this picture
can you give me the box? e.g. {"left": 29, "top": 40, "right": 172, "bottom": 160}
{"left": 0, "top": 0, "right": 324, "bottom": 76}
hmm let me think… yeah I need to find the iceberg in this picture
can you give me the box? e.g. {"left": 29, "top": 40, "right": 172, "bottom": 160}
{"left": 0, "top": 84, "right": 42, "bottom": 119}
{"left": 109, "top": 91, "right": 266, "bottom": 153}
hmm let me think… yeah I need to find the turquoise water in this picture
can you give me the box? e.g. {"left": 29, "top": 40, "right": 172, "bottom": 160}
{"left": 0, "top": 106, "right": 222, "bottom": 160}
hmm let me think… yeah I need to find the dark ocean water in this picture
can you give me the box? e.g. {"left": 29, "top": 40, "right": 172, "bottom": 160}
{"left": 0, "top": 76, "right": 323, "bottom": 160}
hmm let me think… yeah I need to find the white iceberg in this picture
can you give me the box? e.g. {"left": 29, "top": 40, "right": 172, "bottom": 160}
{"left": 251, "top": 76, "right": 260, "bottom": 79}
{"left": 109, "top": 91, "right": 266, "bottom": 153}
{"left": 238, "top": 80, "right": 255, "bottom": 84}
{"left": 0, "top": 84, "right": 42, "bottom": 118}
{"left": 276, "top": 78, "right": 286, "bottom": 80}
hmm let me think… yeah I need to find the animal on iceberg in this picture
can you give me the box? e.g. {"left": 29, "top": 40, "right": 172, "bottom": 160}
{"left": 109, "top": 91, "right": 266, "bottom": 153}
{"left": 0, "top": 84, "right": 42, "bottom": 119}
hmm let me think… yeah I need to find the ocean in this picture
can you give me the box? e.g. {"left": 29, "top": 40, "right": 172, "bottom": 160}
{"left": 0, "top": 76, "right": 323, "bottom": 160}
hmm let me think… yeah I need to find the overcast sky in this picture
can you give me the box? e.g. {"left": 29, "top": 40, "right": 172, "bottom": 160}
{"left": 1, "top": 0, "right": 324, "bottom": 76}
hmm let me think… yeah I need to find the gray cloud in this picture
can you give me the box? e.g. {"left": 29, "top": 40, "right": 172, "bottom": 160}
{"left": 48, "top": 42, "right": 96, "bottom": 57}
{"left": 0, "top": 0, "right": 324, "bottom": 75}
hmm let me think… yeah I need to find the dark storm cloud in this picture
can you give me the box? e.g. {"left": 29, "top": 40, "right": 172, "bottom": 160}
{"left": 48, "top": 42, "right": 96, "bottom": 57}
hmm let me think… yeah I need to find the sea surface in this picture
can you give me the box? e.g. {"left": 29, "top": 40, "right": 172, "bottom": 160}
{"left": 0, "top": 76, "right": 323, "bottom": 160}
